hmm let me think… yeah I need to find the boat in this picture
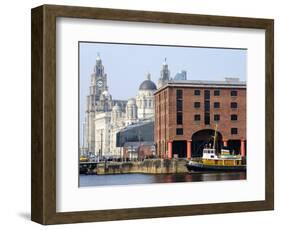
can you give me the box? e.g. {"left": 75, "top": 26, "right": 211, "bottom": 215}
{"left": 186, "top": 125, "right": 246, "bottom": 172}
{"left": 80, "top": 155, "right": 89, "bottom": 162}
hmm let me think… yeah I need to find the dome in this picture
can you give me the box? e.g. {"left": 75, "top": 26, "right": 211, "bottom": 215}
{"left": 139, "top": 80, "right": 157, "bottom": 90}
{"left": 112, "top": 104, "right": 121, "bottom": 111}
{"left": 127, "top": 98, "right": 136, "bottom": 105}
{"left": 139, "top": 74, "right": 157, "bottom": 91}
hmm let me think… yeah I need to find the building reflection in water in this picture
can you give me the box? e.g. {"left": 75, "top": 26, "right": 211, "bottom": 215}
{"left": 80, "top": 172, "right": 246, "bottom": 187}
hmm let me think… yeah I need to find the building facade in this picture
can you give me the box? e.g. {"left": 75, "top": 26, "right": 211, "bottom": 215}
{"left": 154, "top": 79, "right": 246, "bottom": 159}
{"left": 174, "top": 70, "right": 187, "bottom": 81}
{"left": 157, "top": 58, "right": 170, "bottom": 88}
{"left": 94, "top": 112, "right": 111, "bottom": 157}
{"left": 136, "top": 73, "right": 157, "bottom": 119}
{"left": 116, "top": 120, "right": 155, "bottom": 160}
{"left": 83, "top": 54, "right": 113, "bottom": 154}
{"left": 82, "top": 54, "right": 157, "bottom": 157}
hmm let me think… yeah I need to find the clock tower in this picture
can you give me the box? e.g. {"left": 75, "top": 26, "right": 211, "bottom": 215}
{"left": 84, "top": 53, "right": 111, "bottom": 154}
{"left": 158, "top": 58, "right": 170, "bottom": 88}
{"left": 91, "top": 53, "right": 108, "bottom": 102}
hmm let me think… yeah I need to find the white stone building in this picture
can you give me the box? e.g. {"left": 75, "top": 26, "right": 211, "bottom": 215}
{"left": 83, "top": 54, "right": 112, "bottom": 154}
{"left": 136, "top": 73, "right": 157, "bottom": 119}
{"left": 125, "top": 98, "right": 138, "bottom": 125}
{"left": 82, "top": 54, "right": 159, "bottom": 158}
{"left": 109, "top": 104, "right": 126, "bottom": 157}
{"left": 94, "top": 112, "right": 111, "bottom": 157}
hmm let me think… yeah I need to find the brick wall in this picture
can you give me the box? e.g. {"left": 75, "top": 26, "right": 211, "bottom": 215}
{"left": 155, "top": 85, "right": 246, "bottom": 156}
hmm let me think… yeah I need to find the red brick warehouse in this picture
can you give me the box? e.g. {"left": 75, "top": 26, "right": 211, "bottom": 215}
{"left": 154, "top": 78, "right": 246, "bottom": 159}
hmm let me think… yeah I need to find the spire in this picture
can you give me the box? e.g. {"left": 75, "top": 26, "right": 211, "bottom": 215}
{"left": 147, "top": 72, "right": 151, "bottom": 81}
{"left": 163, "top": 57, "right": 167, "bottom": 66}
{"left": 158, "top": 57, "right": 170, "bottom": 88}
{"left": 96, "top": 52, "right": 101, "bottom": 62}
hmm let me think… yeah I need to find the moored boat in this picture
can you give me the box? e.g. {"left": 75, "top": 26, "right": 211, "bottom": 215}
{"left": 186, "top": 148, "right": 246, "bottom": 172}
{"left": 186, "top": 125, "right": 246, "bottom": 172}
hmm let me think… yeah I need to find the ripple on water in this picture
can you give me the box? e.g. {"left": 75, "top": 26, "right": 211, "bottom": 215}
{"left": 79, "top": 172, "right": 246, "bottom": 187}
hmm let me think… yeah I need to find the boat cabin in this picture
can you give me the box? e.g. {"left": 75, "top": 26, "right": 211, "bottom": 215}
{"left": 202, "top": 148, "right": 218, "bottom": 160}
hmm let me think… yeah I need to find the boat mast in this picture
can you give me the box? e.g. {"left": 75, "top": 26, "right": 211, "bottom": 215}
{"left": 213, "top": 123, "right": 218, "bottom": 151}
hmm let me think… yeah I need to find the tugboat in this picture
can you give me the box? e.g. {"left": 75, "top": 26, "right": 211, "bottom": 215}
{"left": 186, "top": 125, "right": 246, "bottom": 172}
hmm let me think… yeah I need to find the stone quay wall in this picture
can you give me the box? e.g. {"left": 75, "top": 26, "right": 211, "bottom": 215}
{"left": 96, "top": 159, "right": 188, "bottom": 175}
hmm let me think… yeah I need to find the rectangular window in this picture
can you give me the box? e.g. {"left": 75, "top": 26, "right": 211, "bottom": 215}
{"left": 231, "top": 102, "right": 238, "bottom": 108}
{"left": 231, "top": 114, "right": 238, "bottom": 120}
{"left": 176, "top": 128, "right": 183, "bottom": 135}
{"left": 231, "top": 128, "right": 238, "bottom": 134}
{"left": 204, "top": 90, "right": 211, "bottom": 125}
{"left": 176, "top": 90, "right": 183, "bottom": 125}
{"left": 204, "top": 90, "right": 210, "bottom": 99}
{"left": 231, "top": 90, "right": 238, "bottom": 96}
{"left": 205, "top": 113, "right": 210, "bottom": 125}
{"left": 214, "top": 114, "right": 220, "bottom": 121}
{"left": 176, "top": 89, "right": 183, "bottom": 99}
{"left": 194, "top": 102, "right": 200, "bottom": 108}
{"left": 194, "top": 90, "right": 200, "bottom": 96}
{"left": 176, "top": 100, "right": 183, "bottom": 111}
{"left": 214, "top": 102, "right": 220, "bottom": 108}
{"left": 177, "top": 112, "right": 183, "bottom": 125}
{"left": 194, "top": 114, "right": 201, "bottom": 121}
{"left": 204, "top": 101, "right": 210, "bottom": 110}
{"left": 214, "top": 90, "right": 220, "bottom": 96}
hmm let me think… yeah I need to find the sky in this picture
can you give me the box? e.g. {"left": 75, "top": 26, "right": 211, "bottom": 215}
{"left": 79, "top": 42, "right": 247, "bottom": 145}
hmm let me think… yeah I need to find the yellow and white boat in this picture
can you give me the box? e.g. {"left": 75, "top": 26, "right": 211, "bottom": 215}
{"left": 187, "top": 125, "right": 246, "bottom": 172}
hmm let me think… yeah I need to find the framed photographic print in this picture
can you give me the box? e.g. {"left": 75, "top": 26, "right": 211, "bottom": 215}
{"left": 31, "top": 4, "right": 274, "bottom": 225}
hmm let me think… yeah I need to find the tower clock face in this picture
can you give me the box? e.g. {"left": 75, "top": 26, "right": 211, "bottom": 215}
{"left": 97, "top": 80, "right": 103, "bottom": 88}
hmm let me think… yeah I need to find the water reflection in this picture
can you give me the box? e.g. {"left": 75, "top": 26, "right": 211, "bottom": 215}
{"left": 79, "top": 172, "right": 246, "bottom": 187}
